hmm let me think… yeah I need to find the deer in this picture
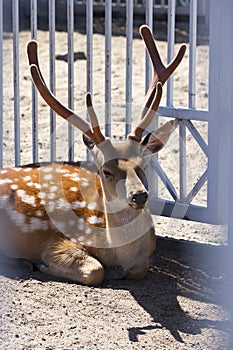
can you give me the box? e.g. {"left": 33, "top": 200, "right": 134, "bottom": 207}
{"left": 0, "top": 25, "right": 186, "bottom": 285}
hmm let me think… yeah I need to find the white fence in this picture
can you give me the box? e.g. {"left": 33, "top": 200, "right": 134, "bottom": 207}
{"left": 0, "top": 0, "right": 233, "bottom": 233}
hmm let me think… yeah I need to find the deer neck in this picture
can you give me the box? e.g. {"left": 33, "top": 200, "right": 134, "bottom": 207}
{"left": 103, "top": 198, "right": 153, "bottom": 248}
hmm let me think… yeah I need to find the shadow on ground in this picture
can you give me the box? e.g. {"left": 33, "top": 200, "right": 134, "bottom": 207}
{"left": 0, "top": 237, "right": 232, "bottom": 347}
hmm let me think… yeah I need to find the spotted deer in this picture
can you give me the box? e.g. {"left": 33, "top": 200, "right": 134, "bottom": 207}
{"left": 0, "top": 26, "right": 186, "bottom": 285}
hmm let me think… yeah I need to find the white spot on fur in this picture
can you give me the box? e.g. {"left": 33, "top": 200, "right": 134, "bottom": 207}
{"left": 23, "top": 168, "right": 32, "bottom": 172}
{"left": 0, "top": 169, "right": 7, "bottom": 174}
{"left": 86, "top": 227, "right": 92, "bottom": 234}
{"left": 10, "top": 184, "right": 18, "bottom": 190}
{"left": 81, "top": 179, "right": 89, "bottom": 187}
{"left": 3, "top": 202, "right": 49, "bottom": 234}
{"left": 79, "top": 218, "right": 85, "bottom": 224}
{"left": 88, "top": 216, "right": 102, "bottom": 225}
{"left": 46, "top": 201, "right": 55, "bottom": 213}
{"left": 38, "top": 192, "right": 46, "bottom": 199}
{"left": 36, "top": 210, "right": 43, "bottom": 217}
{"left": 17, "top": 189, "right": 26, "bottom": 197}
{"left": 57, "top": 198, "right": 70, "bottom": 211}
{"left": 42, "top": 167, "right": 52, "bottom": 173}
{"left": 34, "top": 183, "right": 41, "bottom": 189}
{"left": 21, "top": 194, "right": 36, "bottom": 206}
{"left": 23, "top": 176, "right": 31, "bottom": 181}
{"left": 47, "top": 192, "right": 56, "bottom": 200}
{"left": 69, "top": 175, "right": 80, "bottom": 182}
{"left": 44, "top": 174, "right": 53, "bottom": 180}
{"left": 77, "top": 218, "right": 85, "bottom": 231}
{"left": 71, "top": 200, "right": 86, "bottom": 209}
{"left": 63, "top": 173, "right": 71, "bottom": 178}
{"left": 0, "top": 179, "right": 13, "bottom": 185}
{"left": 13, "top": 168, "right": 22, "bottom": 172}
{"left": 50, "top": 185, "right": 58, "bottom": 192}
{"left": 87, "top": 202, "right": 97, "bottom": 210}
{"left": 70, "top": 186, "right": 78, "bottom": 192}
{"left": 26, "top": 182, "right": 41, "bottom": 189}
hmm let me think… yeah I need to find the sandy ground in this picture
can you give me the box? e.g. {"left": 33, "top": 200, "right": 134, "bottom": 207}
{"left": 0, "top": 20, "right": 232, "bottom": 349}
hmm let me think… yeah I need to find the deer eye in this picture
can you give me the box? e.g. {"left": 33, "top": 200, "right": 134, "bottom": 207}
{"left": 102, "top": 170, "right": 113, "bottom": 180}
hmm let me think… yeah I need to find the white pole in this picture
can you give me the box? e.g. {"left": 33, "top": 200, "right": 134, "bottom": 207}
{"left": 67, "top": 0, "right": 74, "bottom": 161}
{"left": 49, "top": 0, "right": 56, "bottom": 161}
{"left": 167, "top": 0, "right": 175, "bottom": 106}
{"left": 12, "top": 0, "right": 20, "bottom": 166}
{"left": 188, "top": 0, "right": 197, "bottom": 108}
{"left": 0, "top": 0, "right": 3, "bottom": 166}
{"left": 31, "top": 0, "right": 38, "bottom": 163}
{"left": 125, "top": 0, "right": 133, "bottom": 137}
{"left": 105, "top": 0, "right": 112, "bottom": 137}
{"left": 145, "top": 0, "right": 153, "bottom": 94}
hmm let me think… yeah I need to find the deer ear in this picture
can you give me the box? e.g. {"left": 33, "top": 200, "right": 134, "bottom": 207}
{"left": 83, "top": 134, "right": 96, "bottom": 149}
{"left": 141, "top": 119, "right": 178, "bottom": 155}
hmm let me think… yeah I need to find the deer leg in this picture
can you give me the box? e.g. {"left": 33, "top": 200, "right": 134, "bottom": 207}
{"left": 124, "top": 262, "right": 148, "bottom": 280}
{"left": 39, "top": 238, "right": 105, "bottom": 285}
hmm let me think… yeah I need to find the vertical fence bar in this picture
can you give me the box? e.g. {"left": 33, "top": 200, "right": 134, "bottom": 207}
{"left": 49, "top": 0, "right": 56, "bottom": 161}
{"left": 125, "top": 0, "right": 133, "bottom": 137}
{"left": 0, "top": 0, "right": 3, "bottom": 166}
{"left": 31, "top": 0, "right": 38, "bottom": 163}
{"left": 179, "top": 119, "right": 186, "bottom": 201}
{"left": 188, "top": 0, "right": 197, "bottom": 108}
{"left": 146, "top": 0, "right": 159, "bottom": 197}
{"left": 167, "top": 0, "right": 175, "bottom": 106}
{"left": 176, "top": 1, "right": 187, "bottom": 201}
{"left": 86, "top": 0, "right": 93, "bottom": 161}
{"left": 105, "top": 0, "right": 112, "bottom": 137}
{"left": 67, "top": 0, "right": 74, "bottom": 161}
{"left": 145, "top": 0, "right": 153, "bottom": 94}
{"left": 12, "top": 0, "right": 20, "bottom": 166}
{"left": 86, "top": 0, "right": 93, "bottom": 95}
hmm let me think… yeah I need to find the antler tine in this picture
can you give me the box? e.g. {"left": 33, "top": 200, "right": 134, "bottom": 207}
{"left": 140, "top": 25, "right": 186, "bottom": 113}
{"left": 128, "top": 82, "right": 162, "bottom": 142}
{"left": 128, "top": 25, "right": 186, "bottom": 142}
{"left": 27, "top": 40, "right": 106, "bottom": 145}
{"left": 86, "top": 93, "right": 106, "bottom": 144}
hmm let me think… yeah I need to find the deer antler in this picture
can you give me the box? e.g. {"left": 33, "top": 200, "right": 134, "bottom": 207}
{"left": 129, "top": 25, "right": 186, "bottom": 142}
{"left": 27, "top": 40, "right": 106, "bottom": 145}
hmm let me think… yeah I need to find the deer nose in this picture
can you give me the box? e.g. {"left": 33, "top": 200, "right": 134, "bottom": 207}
{"left": 130, "top": 191, "right": 148, "bottom": 207}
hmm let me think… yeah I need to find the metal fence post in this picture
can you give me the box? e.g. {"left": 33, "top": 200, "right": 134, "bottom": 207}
{"left": 0, "top": 0, "right": 3, "bottom": 167}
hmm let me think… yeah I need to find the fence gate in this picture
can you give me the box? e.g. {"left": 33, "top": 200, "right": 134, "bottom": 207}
{"left": 0, "top": 0, "right": 233, "bottom": 239}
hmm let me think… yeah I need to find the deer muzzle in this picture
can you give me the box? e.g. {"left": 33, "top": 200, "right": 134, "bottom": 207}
{"left": 129, "top": 190, "right": 148, "bottom": 209}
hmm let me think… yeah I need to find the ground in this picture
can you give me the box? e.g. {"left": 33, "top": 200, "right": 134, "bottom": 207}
{"left": 0, "top": 17, "right": 232, "bottom": 350}
{"left": 0, "top": 238, "right": 232, "bottom": 349}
